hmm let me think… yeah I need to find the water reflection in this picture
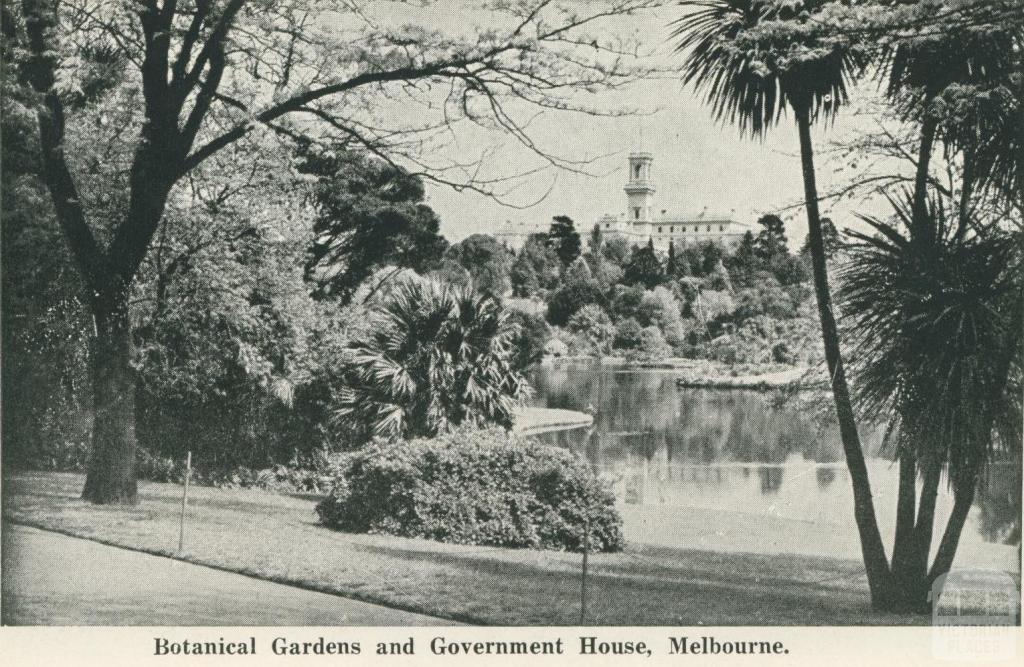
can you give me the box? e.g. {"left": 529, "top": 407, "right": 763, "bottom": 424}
{"left": 530, "top": 361, "right": 1021, "bottom": 548}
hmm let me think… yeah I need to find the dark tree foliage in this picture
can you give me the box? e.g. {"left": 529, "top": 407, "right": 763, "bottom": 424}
{"left": 679, "top": 245, "right": 707, "bottom": 276}
{"left": 506, "top": 310, "right": 551, "bottom": 371}
{"left": 510, "top": 252, "right": 540, "bottom": 297}
{"left": 589, "top": 223, "right": 604, "bottom": 254}
{"left": 546, "top": 281, "right": 608, "bottom": 326}
{"left": 731, "top": 231, "right": 759, "bottom": 270}
{"left": 700, "top": 241, "right": 724, "bottom": 275}
{"left": 548, "top": 215, "right": 582, "bottom": 267}
{"left": 801, "top": 217, "right": 840, "bottom": 259}
{"left": 754, "top": 214, "right": 789, "bottom": 264}
{"left": 1, "top": 95, "right": 92, "bottom": 469}
{"left": 623, "top": 239, "right": 665, "bottom": 288}
{"left": 511, "top": 233, "right": 561, "bottom": 297}
{"left": 613, "top": 317, "right": 644, "bottom": 350}
{"left": 444, "top": 234, "right": 512, "bottom": 296}
{"left": 776, "top": 254, "right": 811, "bottom": 286}
{"left": 665, "top": 240, "right": 690, "bottom": 277}
{"left": 302, "top": 149, "right": 448, "bottom": 303}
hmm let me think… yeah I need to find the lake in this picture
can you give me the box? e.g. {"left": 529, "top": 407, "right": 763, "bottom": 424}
{"left": 529, "top": 361, "right": 1021, "bottom": 568}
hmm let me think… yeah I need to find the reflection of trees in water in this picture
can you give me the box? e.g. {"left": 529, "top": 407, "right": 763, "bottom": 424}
{"left": 531, "top": 365, "right": 881, "bottom": 498}
{"left": 816, "top": 466, "right": 837, "bottom": 489}
{"left": 975, "top": 463, "right": 1022, "bottom": 546}
{"left": 758, "top": 466, "right": 784, "bottom": 494}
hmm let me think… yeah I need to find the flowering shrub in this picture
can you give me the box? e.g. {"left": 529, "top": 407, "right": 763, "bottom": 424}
{"left": 316, "top": 427, "right": 624, "bottom": 552}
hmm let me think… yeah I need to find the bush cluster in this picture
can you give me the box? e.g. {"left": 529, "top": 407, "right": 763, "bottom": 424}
{"left": 136, "top": 447, "right": 343, "bottom": 494}
{"left": 316, "top": 428, "right": 624, "bottom": 552}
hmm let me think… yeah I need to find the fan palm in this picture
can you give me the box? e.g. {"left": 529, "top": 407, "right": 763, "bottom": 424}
{"left": 840, "top": 193, "right": 1022, "bottom": 608}
{"left": 671, "top": 0, "right": 897, "bottom": 606}
{"left": 337, "top": 278, "right": 529, "bottom": 441}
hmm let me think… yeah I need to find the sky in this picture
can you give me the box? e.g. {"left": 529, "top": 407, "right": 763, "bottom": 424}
{"left": 404, "top": 3, "right": 900, "bottom": 250}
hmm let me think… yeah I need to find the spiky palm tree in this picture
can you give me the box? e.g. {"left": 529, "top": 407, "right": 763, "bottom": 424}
{"left": 671, "top": 0, "right": 896, "bottom": 606}
{"left": 862, "top": 2, "right": 1022, "bottom": 609}
{"left": 337, "top": 279, "right": 529, "bottom": 441}
{"left": 878, "top": 1, "right": 1021, "bottom": 241}
{"left": 840, "top": 193, "right": 1022, "bottom": 609}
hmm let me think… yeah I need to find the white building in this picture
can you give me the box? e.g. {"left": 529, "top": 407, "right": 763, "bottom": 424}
{"left": 494, "top": 152, "right": 746, "bottom": 252}
{"left": 597, "top": 152, "right": 746, "bottom": 252}
{"left": 493, "top": 220, "right": 549, "bottom": 250}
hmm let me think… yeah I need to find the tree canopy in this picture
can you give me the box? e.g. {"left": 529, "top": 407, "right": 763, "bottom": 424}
{"left": 3, "top": 0, "right": 660, "bottom": 502}
{"left": 445, "top": 234, "right": 512, "bottom": 297}
{"left": 302, "top": 148, "right": 448, "bottom": 303}
{"left": 623, "top": 239, "right": 665, "bottom": 288}
{"left": 548, "top": 215, "right": 582, "bottom": 267}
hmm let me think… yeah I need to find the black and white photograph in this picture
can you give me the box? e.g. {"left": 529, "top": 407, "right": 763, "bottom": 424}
{"left": 0, "top": 0, "right": 1021, "bottom": 662}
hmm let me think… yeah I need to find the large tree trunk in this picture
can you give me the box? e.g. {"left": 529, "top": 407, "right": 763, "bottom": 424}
{"left": 888, "top": 457, "right": 943, "bottom": 612}
{"left": 795, "top": 106, "right": 894, "bottom": 607}
{"left": 929, "top": 474, "right": 978, "bottom": 590}
{"left": 890, "top": 446, "right": 917, "bottom": 584}
{"left": 81, "top": 286, "right": 138, "bottom": 504}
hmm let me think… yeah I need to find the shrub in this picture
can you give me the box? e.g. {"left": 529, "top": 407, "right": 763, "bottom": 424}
{"left": 545, "top": 279, "right": 606, "bottom": 326}
{"left": 625, "top": 325, "right": 672, "bottom": 363}
{"left": 638, "top": 286, "right": 687, "bottom": 347}
{"left": 506, "top": 309, "right": 551, "bottom": 370}
{"left": 610, "top": 283, "right": 646, "bottom": 321}
{"left": 566, "top": 304, "right": 615, "bottom": 356}
{"left": 772, "top": 341, "right": 795, "bottom": 364}
{"left": 316, "top": 427, "right": 624, "bottom": 552}
{"left": 613, "top": 317, "right": 644, "bottom": 350}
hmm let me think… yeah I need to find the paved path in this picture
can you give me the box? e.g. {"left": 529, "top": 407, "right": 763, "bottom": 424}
{"left": 2, "top": 524, "right": 456, "bottom": 626}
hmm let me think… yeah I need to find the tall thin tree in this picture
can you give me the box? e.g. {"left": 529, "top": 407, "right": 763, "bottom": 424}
{"left": 672, "top": 0, "right": 894, "bottom": 606}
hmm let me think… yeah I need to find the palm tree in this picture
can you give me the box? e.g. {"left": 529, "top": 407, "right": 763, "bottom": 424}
{"left": 337, "top": 278, "right": 529, "bottom": 441}
{"left": 671, "top": 0, "right": 895, "bottom": 606}
{"left": 878, "top": 2, "right": 1020, "bottom": 243}
{"left": 867, "top": 2, "right": 1021, "bottom": 609}
{"left": 840, "top": 193, "right": 1022, "bottom": 610}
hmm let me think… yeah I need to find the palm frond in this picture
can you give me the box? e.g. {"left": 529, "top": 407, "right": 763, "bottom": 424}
{"left": 671, "top": 0, "right": 866, "bottom": 136}
{"left": 335, "top": 276, "right": 529, "bottom": 440}
{"left": 838, "top": 195, "right": 1022, "bottom": 491}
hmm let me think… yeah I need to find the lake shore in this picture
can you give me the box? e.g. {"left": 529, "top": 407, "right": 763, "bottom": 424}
{"left": 542, "top": 355, "right": 821, "bottom": 390}
{"left": 3, "top": 471, "right": 944, "bottom": 625}
{"left": 673, "top": 365, "right": 814, "bottom": 390}
{"left": 512, "top": 406, "right": 593, "bottom": 435}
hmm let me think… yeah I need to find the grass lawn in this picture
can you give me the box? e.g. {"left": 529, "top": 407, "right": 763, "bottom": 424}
{"left": 2, "top": 470, "right": 935, "bottom": 626}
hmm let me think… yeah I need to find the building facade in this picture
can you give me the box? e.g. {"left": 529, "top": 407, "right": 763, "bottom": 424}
{"left": 494, "top": 152, "right": 746, "bottom": 252}
{"left": 597, "top": 152, "right": 745, "bottom": 252}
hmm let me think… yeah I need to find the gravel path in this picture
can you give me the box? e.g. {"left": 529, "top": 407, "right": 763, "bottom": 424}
{"left": 1, "top": 524, "right": 456, "bottom": 626}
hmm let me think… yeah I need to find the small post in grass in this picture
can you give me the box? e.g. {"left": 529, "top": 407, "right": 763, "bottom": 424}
{"left": 579, "top": 514, "right": 590, "bottom": 625}
{"left": 178, "top": 450, "right": 192, "bottom": 553}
